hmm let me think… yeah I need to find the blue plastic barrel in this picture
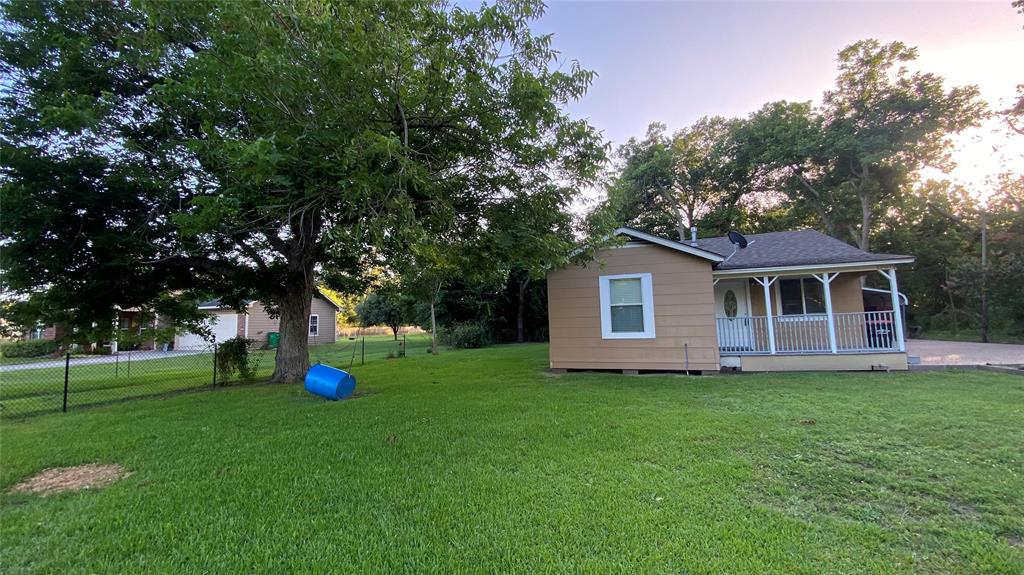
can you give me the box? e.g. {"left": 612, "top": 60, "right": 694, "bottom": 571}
{"left": 304, "top": 364, "right": 356, "bottom": 400}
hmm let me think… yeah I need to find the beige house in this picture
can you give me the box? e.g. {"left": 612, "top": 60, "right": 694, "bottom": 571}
{"left": 547, "top": 228, "right": 913, "bottom": 373}
{"left": 174, "top": 289, "right": 339, "bottom": 349}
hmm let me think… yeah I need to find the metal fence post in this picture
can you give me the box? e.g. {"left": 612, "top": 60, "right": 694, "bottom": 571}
{"left": 212, "top": 343, "right": 218, "bottom": 386}
{"left": 62, "top": 352, "right": 70, "bottom": 413}
{"left": 361, "top": 336, "right": 365, "bottom": 365}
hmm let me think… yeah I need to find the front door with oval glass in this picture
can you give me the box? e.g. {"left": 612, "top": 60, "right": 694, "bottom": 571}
{"left": 714, "top": 279, "right": 752, "bottom": 351}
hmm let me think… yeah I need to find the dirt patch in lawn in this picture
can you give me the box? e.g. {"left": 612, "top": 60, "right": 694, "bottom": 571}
{"left": 9, "top": 463, "right": 130, "bottom": 496}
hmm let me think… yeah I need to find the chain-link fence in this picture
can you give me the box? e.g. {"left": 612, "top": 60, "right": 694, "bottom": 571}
{"left": 0, "top": 344, "right": 272, "bottom": 419}
{"left": 0, "top": 334, "right": 434, "bottom": 419}
{"left": 309, "top": 334, "right": 434, "bottom": 366}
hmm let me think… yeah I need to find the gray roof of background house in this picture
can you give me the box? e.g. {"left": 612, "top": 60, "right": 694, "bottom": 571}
{"left": 197, "top": 289, "right": 341, "bottom": 310}
{"left": 692, "top": 229, "right": 912, "bottom": 270}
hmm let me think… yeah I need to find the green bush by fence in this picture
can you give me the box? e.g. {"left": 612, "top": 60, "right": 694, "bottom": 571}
{"left": 443, "top": 323, "right": 489, "bottom": 349}
{"left": 0, "top": 340, "right": 60, "bottom": 358}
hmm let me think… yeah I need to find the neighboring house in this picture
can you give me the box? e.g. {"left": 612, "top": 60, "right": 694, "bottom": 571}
{"left": 547, "top": 228, "right": 914, "bottom": 373}
{"left": 23, "top": 324, "right": 57, "bottom": 341}
{"left": 174, "top": 289, "right": 339, "bottom": 349}
{"left": 16, "top": 315, "right": 149, "bottom": 350}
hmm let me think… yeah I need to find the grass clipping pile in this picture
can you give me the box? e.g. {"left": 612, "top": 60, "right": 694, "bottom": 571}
{"left": 10, "top": 463, "right": 130, "bottom": 496}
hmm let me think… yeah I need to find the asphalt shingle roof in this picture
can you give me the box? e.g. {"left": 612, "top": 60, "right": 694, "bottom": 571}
{"left": 691, "top": 229, "right": 912, "bottom": 270}
{"left": 196, "top": 289, "right": 342, "bottom": 310}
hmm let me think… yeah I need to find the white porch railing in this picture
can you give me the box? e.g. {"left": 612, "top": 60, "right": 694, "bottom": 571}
{"left": 716, "top": 310, "right": 899, "bottom": 355}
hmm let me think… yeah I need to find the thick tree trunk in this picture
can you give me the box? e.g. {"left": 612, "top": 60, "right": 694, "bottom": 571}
{"left": 516, "top": 278, "right": 529, "bottom": 343}
{"left": 661, "top": 189, "right": 687, "bottom": 241}
{"left": 674, "top": 203, "right": 696, "bottom": 242}
{"left": 272, "top": 270, "right": 314, "bottom": 383}
{"left": 795, "top": 173, "right": 834, "bottom": 237}
{"left": 944, "top": 269, "right": 959, "bottom": 333}
{"left": 858, "top": 190, "right": 871, "bottom": 251}
{"left": 430, "top": 299, "right": 437, "bottom": 355}
{"left": 980, "top": 212, "right": 988, "bottom": 343}
{"left": 270, "top": 207, "right": 323, "bottom": 383}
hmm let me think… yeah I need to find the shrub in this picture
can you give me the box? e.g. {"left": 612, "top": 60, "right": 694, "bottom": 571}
{"left": 0, "top": 339, "right": 60, "bottom": 358}
{"left": 215, "top": 337, "right": 255, "bottom": 383}
{"left": 444, "top": 322, "right": 489, "bottom": 349}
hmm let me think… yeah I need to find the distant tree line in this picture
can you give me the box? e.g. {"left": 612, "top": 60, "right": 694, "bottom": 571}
{"left": 355, "top": 272, "right": 551, "bottom": 348}
{"left": 588, "top": 39, "right": 1022, "bottom": 342}
{"left": 2, "top": 0, "right": 1020, "bottom": 363}
{"left": 0, "top": 0, "right": 606, "bottom": 375}
{"left": 337, "top": 37, "right": 1024, "bottom": 346}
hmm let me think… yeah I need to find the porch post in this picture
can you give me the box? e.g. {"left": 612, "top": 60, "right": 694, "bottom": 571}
{"left": 755, "top": 275, "right": 778, "bottom": 355}
{"left": 110, "top": 316, "right": 118, "bottom": 354}
{"left": 881, "top": 268, "right": 906, "bottom": 352}
{"left": 814, "top": 272, "right": 838, "bottom": 354}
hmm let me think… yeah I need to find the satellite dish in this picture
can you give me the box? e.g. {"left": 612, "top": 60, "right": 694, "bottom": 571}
{"left": 727, "top": 230, "right": 748, "bottom": 249}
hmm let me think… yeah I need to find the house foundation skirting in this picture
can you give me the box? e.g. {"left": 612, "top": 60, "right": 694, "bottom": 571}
{"left": 727, "top": 352, "right": 908, "bottom": 372}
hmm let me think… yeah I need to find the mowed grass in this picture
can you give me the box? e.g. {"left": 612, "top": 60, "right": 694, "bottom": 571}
{"left": 0, "top": 335, "right": 431, "bottom": 418}
{"left": 918, "top": 329, "right": 1024, "bottom": 345}
{"left": 1, "top": 343, "right": 1022, "bottom": 574}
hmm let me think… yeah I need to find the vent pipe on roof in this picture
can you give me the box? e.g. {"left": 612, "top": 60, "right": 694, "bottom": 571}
{"left": 690, "top": 226, "right": 698, "bottom": 247}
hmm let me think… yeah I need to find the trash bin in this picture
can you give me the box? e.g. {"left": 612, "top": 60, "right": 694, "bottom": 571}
{"left": 267, "top": 332, "right": 279, "bottom": 349}
{"left": 304, "top": 364, "right": 356, "bottom": 401}
{"left": 866, "top": 321, "right": 893, "bottom": 349}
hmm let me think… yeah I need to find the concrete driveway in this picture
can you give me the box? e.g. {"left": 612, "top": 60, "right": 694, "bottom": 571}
{"left": 0, "top": 349, "right": 210, "bottom": 373}
{"left": 908, "top": 339, "right": 1024, "bottom": 366}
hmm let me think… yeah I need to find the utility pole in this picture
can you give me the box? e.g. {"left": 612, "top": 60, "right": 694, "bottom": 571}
{"left": 980, "top": 210, "right": 988, "bottom": 343}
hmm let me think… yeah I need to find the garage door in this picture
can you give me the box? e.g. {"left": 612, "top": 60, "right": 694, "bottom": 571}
{"left": 176, "top": 313, "right": 238, "bottom": 349}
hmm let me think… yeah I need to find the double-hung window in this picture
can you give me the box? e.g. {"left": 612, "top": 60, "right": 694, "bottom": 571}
{"left": 308, "top": 314, "right": 319, "bottom": 337}
{"left": 599, "top": 273, "right": 655, "bottom": 339}
{"left": 778, "top": 278, "right": 826, "bottom": 315}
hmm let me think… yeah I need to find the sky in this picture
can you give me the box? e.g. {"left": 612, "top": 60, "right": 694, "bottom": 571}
{"left": 527, "top": 1, "right": 1024, "bottom": 203}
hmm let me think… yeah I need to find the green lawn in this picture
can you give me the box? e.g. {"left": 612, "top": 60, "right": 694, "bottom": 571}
{"left": 917, "top": 328, "right": 1024, "bottom": 345}
{"left": 1, "top": 343, "right": 1022, "bottom": 573}
{"left": 0, "top": 335, "right": 431, "bottom": 418}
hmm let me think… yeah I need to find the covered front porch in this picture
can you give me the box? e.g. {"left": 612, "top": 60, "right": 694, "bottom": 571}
{"left": 713, "top": 264, "right": 908, "bottom": 371}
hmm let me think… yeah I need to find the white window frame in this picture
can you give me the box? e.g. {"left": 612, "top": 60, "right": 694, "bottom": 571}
{"left": 775, "top": 277, "right": 826, "bottom": 316}
{"left": 308, "top": 314, "right": 319, "bottom": 337}
{"left": 599, "top": 273, "right": 656, "bottom": 339}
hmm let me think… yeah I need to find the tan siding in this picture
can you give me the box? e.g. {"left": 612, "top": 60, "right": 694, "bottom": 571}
{"left": 547, "top": 243, "right": 719, "bottom": 371}
{"left": 245, "top": 296, "right": 337, "bottom": 346}
{"left": 739, "top": 352, "right": 907, "bottom": 372}
{"left": 830, "top": 274, "right": 866, "bottom": 313}
{"left": 246, "top": 304, "right": 277, "bottom": 346}
{"left": 308, "top": 296, "right": 338, "bottom": 344}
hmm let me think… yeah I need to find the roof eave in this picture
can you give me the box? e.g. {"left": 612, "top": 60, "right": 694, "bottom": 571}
{"left": 712, "top": 257, "right": 916, "bottom": 277}
{"left": 315, "top": 287, "right": 343, "bottom": 310}
{"left": 613, "top": 228, "right": 725, "bottom": 262}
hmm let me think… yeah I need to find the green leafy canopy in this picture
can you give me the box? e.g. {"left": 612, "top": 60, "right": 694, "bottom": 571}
{"left": 1, "top": 0, "right": 606, "bottom": 380}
